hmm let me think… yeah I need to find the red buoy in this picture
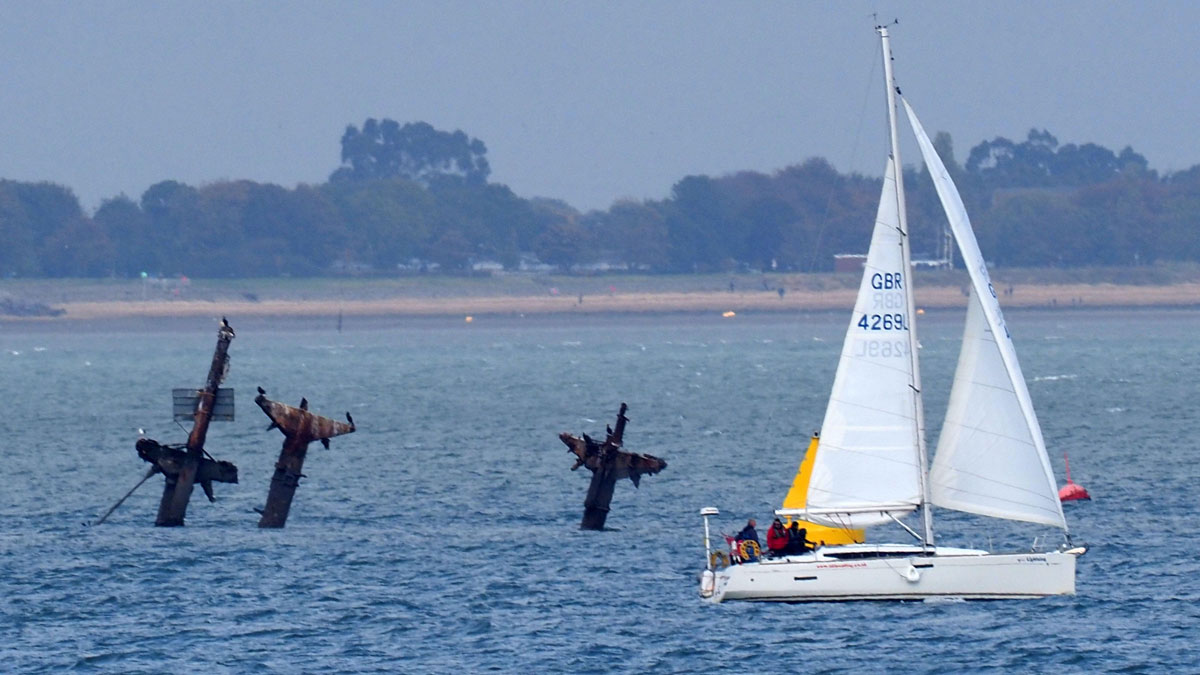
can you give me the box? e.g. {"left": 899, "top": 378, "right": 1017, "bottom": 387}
{"left": 1058, "top": 452, "right": 1091, "bottom": 502}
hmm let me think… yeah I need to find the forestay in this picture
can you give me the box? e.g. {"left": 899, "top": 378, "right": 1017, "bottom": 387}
{"left": 806, "top": 158, "right": 923, "bottom": 528}
{"left": 903, "top": 100, "right": 1066, "bottom": 530}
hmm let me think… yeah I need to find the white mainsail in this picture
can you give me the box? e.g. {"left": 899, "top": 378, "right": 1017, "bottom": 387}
{"left": 806, "top": 157, "right": 923, "bottom": 528}
{"left": 902, "top": 100, "right": 1067, "bottom": 530}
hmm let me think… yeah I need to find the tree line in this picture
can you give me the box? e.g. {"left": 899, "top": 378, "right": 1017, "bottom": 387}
{"left": 2, "top": 120, "right": 1199, "bottom": 278}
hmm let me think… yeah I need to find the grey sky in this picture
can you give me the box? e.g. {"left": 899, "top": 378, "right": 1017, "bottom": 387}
{"left": 2, "top": 2, "right": 1196, "bottom": 213}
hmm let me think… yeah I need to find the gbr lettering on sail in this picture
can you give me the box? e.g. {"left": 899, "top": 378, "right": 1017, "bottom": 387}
{"left": 854, "top": 272, "right": 908, "bottom": 358}
{"left": 857, "top": 272, "right": 908, "bottom": 332}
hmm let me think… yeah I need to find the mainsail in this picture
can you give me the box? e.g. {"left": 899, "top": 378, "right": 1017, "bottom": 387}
{"left": 801, "top": 158, "right": 923, "bottom": 528}
{"left": 902, "top": 100, "right": 1067, "bottom": 530}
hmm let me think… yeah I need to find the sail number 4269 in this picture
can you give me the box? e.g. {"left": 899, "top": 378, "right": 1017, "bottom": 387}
{"left": 857, "top": 313, "right": 907, "bottom": 330}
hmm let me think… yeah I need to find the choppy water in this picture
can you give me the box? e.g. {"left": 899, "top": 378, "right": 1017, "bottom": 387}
{"left": 2, "top": 309, "right": 1198, "bottom": 672}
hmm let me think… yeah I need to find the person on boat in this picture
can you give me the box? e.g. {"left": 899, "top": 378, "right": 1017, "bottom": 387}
{"left": 734, "top": 519, "right": 760, "bottom": 562}
{"left": 735, "top": 519, "right": 759, "bottom": 545}
{"left": 786, "top": 522, "right": 816, "bottom": 554}
{"left": 766, "top": 518, "right": 789, "bottom": 557}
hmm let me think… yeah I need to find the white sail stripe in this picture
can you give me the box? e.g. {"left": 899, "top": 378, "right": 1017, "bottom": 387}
{"left": 933, "top": 479, "right": 1062, "bottom": 511}
{"left": 831, "top": 354, "right": 912, "bottom": 378}
{"left": 780, "top": 503, "right": 919, "bottom": 516}
{"left": 818, "top": 446, "right": 922, "bottom": 465}
{"left": 788, "top": 509, "right": 915, "bottom": 530}
{"left": 808, "top": 487, "right": 921, "bottom": 502}
{"left": 825, "top": 396, "right": 918, "bottom": 419}
{"left": 943, "top": 382, "right": 1016, "bottom": 396}
{"left": 937, "top": 419, "right": 1040, "bottom": 448}
{"left": 946, "top": 372, "right": 1015, "bottom": 390}
{"left": 932, "top": 487, "right": 1063, "bottom": 521}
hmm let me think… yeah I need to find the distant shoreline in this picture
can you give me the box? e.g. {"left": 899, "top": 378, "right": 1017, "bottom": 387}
{"left": 4, "top": 280, "right": 1199, "bottom": 321}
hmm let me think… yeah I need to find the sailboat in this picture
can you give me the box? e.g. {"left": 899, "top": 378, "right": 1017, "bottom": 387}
{"left": 698, "top": 26, "right": 1086, "bottom": 603}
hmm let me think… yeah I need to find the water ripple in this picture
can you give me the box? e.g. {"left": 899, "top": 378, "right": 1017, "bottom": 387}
{"left": 1, "top": 312, "right": 1198, "bottom": 670}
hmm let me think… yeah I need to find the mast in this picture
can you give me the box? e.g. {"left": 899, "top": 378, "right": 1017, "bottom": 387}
{"left": 878, "top": 25, "right": 934, "bottom": 549}
{"left": 156, "top": 319, "right": 235, "bottom": 526}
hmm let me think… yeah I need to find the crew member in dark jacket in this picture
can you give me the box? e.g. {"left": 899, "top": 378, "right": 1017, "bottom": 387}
{"left": 734, "top": 518, "right": 760, "bottom": 562}
{"left": 735, "top": 519, "right": 759, "bottom": 545}
{"left": 786, "top": 522, "right": 817, "bottom": 554}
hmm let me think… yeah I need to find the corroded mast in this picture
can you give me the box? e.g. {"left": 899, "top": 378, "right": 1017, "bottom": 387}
{"left": 560, "top": 403, "right": 666, "bottom": 530}
{"left": 255, "top": 388, "right": 356, "bottom": 528}
{"left": 153, "top": 318, "right": 238, "bottom": 526}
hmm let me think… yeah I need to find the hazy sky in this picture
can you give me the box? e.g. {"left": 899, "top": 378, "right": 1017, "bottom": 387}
{"left": 3, "top": 2, "right": 1197, "bottom": 213}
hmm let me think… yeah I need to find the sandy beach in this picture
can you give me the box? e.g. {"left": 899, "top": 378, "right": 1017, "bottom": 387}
{"left": 4, "top": 278, "right": 1198, "bottom": 321}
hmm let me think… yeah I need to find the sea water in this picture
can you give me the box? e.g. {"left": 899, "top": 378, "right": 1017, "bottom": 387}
{"left": 1, "top": 309, "right": 1197, "bottom": 672}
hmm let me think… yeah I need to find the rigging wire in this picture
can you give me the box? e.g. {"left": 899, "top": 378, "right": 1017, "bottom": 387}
{"left": 90, "top": 467, "right": 158, "bottom": 526}
{"left": 805, "top": 32, "right": 884, "bottom": 275}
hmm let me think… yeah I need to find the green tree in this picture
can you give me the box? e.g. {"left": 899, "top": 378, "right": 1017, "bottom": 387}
{"left": 769, "top": 159, "right": 873, "bottom": 271}
{"left": 331, "top": 119, "right": 490, "bottom": 185}
{"left": 980, "top": 191, "right": 1089, "bottom": 266}
{"left": 426, "top": 228, "right": 475, "bottom": 272}
{"left": 966, "top": 129, "right": 1151, "bottom": 191}
{"left": 533, "top": 220, "right": 592, "bottom": 271}
{"left": 527, "top": 198, "right": 577, "bottom": 252}
{"left": 235, "top": 182, "right": 294, "bottom": 276}
{"left": 140, "top": 180, "right": 200, "bottom": 274}
{"left": 966, "top": 129, "right": 1058, "bottom": 189}
{"left": 592, "top": 200, "right": 668, "bottom": 270}
{"left": 664, "top": 175, "right": 730, "bottom": 272}
{"left": 188, "top": 181, "right": 255, "bottom": 276}
{"left": 1158, "top": 167, "right": 1200, "bottom": 262}
{"left": 0, "top": 181, "right": 98, "bottom": 277}
{"left": 0, "top": 183, "right": 39, "bottom": 276}
{"left": 324, "top": 178, "right": 436, "bottom": 271}
{"left": 41, "top": 219, "right": 115, "bottom": 277}
{"left": 736, "top": 197, "right": 794, "bottom": 271}
{"left": 427, "top": 179, "right": 534, "bottom": 268}
{"left": 1074, "top": 178, "right": 1163, "bottom": 265}
{"left": 280, "top": 184, "right": 351, "bottom": 274}
{"left": 93, "top": 195, "right": 153, "bottom": 276}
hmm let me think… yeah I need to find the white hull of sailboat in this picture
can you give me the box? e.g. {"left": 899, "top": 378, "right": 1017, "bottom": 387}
{"left": 703, "top": 545, "right": 1077, "bottom": 603}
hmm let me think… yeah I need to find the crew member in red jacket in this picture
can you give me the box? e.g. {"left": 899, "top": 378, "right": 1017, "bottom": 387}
{"left": 766, "top": 518, "right": 789, "bottom": 557}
